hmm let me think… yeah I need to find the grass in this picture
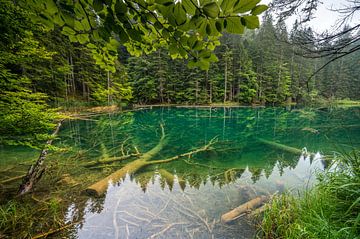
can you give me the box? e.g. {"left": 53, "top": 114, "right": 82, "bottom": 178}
{"left": 257, "top": 150, "right": 360, "bottom": 239}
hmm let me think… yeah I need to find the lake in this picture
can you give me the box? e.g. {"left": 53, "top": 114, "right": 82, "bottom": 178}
{"left": 1, "top": 106, "right": 359, "bottom": 238}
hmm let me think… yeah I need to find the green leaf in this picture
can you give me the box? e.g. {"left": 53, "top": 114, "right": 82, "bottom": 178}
{"left": 62, "top": 26, "right": 76, "bottom": 36}
{"left": 173, "top": 3, "right": 187, "bottom": 26}
{"left": 187, "top": 35, "right": 197, "bottom": 48}
{"left": 193, "top": 40, "right": 204, "bottom": 50}
{"left": 251, "top": 4, "right": 268, "bottom": 15}
{"left": 225, "top": 17, "right": 244, "bottom": 34}
{"left": 81, "top": 18, "right": 91, "bottom": 31}
{"left": 127, "top": 29, "right": 142, "bottom": 42}
{"left": 220, "top": 0, "right": 235, "bottom": 15}
{"left": 115, "top": 0, "right": 127, "bottom": 14}
{"left": 203, "top": 2, "right": 220, "bottom": 18}
{"left": 93, "top": 0, "right": 104, "bottom": 12}
{"left": 242, "top": 15, "right": 259, "bottom": 29}
{"left": 74, "top": 20, "right": 84, "bottom": 31}
{"left": 76, "top": 34, "right": 89, "bottom": 44}
{"left": 61, "top": 12, "right": 74, "bottom": 28}
{"left": 45, "top": 0, "right": 58, "bottom": 15}
{"left": 206, "top": 19, "right": 219, "bottom": 36}
{"left": 53, "top": 13, "right": 65, "bottom": 27}
{"left": 69, "top": 34, "right": 77, "bottom": 42}
{"left": 182, "top": 0, "right": 196, "bottom": 15}
{"left": 215, "top": 19, "right": 224, "bottom": 32}
{"left": 74, "top": 2, "right": 86, "bottom": 16}
{"left": 87, "top": 43, "right": 97, "bottom": 49}
{"left": 233, "top": 0, "right": 260, "bottom": 13}
{"left": 92, "top": 30, "right": 101, "bottom": 41}
{"left": 156, "top": 0, "right": 174, "bottom": 7}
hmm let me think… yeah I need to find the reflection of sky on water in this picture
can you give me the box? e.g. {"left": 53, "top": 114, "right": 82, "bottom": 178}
{"left": 2, "top": 106, "right": 356, "bottom": 238}
{"left": 69, "top": 154, "right": 324, "bottom": 239}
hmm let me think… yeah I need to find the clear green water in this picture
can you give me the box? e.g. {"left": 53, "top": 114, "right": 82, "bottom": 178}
{"left": 1, "top": 106, "right": 360, "bottom": 238}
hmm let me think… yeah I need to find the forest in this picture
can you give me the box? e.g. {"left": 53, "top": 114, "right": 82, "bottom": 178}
{"left": 0, "top": 0, "right": 359, "bottom": 238}
{"left": 1, "top": 0, "right": 360, "bottom": 147}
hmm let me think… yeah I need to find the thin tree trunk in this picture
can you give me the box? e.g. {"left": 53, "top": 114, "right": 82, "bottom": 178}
{"left": 224, "top": 58, "right": 228, "bottom": 103}
{"left": 107, "top": 70, "right": 111, "bottom": 105}
{"left": 18, "top": 120, "right": 64, "bottom": 195}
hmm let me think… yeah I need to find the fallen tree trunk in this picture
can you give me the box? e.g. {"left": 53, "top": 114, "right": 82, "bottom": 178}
{"left": 257, "top": 138, "right": 312, "bottom": 156}
{"left": 85, "top": 124, "right": 168, "bottom": 197}
{"left": 18, "top": 120, "right": 64, "bottom": 195}
{"left": 85, "top": 127, "right": 217, "bottom": 197}
{"left": 221, "top": 195, "right": 269, "bottom": 223}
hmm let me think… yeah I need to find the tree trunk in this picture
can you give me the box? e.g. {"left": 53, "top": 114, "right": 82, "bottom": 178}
{"left": 221, "top": 195, "right": 269, "bottom": 223}
{"left": 18, "top": 120, "right": 64, "bottom": 195}
{"left": 224, "top": 58, "right": 228, "bottom": 103}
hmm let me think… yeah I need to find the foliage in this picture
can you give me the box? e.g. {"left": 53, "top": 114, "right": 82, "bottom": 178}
{"left": 0, "top": 2, "right": 60, "bottom": 147}
{"left": 21, "top": 0, "right": 268, "bottom": 71}
{"left": 258, "top": 150, "right": 360, "bottom": 239}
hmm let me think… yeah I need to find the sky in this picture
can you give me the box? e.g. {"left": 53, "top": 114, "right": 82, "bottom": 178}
{"left": 262, "top": 0, "right": 360, "bottom": 33}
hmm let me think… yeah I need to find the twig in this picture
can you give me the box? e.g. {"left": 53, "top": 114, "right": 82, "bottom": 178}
{"left": 0, "top": 174, "right": 26, "bottom": 184}
{"left": 31, "top": 222, "right": 76, "bottom": 239}
{"left": 149, "top": 222, "right": 186, "bottom": 239}
{"left": 147, "top": 137, "right": 218, "bottom": 165}
{"left": 117, "top": 210, "right": 151, "bottom": 223}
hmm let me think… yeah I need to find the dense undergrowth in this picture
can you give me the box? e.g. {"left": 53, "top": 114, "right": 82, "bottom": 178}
{"left": 258, "top": 150, "right": 360, "bottom": 239}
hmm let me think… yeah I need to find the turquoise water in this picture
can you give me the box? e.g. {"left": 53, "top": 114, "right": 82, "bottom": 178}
{"left": 1, "top": 106, "right": 360, "bottom": 238}
{"left": 60, "top": 106, "right": 359, "bottom": 238}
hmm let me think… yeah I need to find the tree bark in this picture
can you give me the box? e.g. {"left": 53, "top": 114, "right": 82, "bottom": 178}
{"left": 221, "top": 195, "right": 269, "bottom": 223}
{"left": 18, "top": 120, "right": 64, "bottom": 195}
{"left": 257, "top": 137, "right": 312, "bottom": 156}
{"left": 85, "top": 128, "right": 217, "bottom": 197}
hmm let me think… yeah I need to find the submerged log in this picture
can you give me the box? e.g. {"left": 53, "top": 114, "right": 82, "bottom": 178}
{"left": 18, "top": 120, "right": 64, "bottom": 195}
{"left": 85, "top": 126, "right": 217, "bottom": 197}
{"left": 85, "top": 124, "right": 167, "bottom": 197}
{"left": 221, "top": 195, "right": 269, "bottom": 223}
{"left": 257, "top": 138, "right": 312, "bottom": 156}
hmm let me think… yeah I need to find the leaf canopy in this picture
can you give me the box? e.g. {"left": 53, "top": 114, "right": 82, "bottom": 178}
{"left": 22, "top": 0, "right": 268, "bottom": 70}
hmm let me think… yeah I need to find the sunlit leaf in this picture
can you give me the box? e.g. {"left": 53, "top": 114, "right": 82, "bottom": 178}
{"left": 251, "top": 4, "right": 268, "bottom": 15}
{"left": 203, "top": 2, "right": 220, "bottom": 18}
{"left": 233, "top": 0, "right": 260, "bottom": 14}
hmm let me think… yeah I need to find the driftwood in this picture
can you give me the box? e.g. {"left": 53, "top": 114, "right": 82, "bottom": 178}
{"left": 257, "top": 138, "right": 312, "bottom": 156}
{"left": 221, "top": 195, "right": 269, "bottom": 223}
{"left": 85, "top": 125, "right": 217, "bottom": 197}
{"left": 18, "top": 120, "right": 64, "bottom": 195}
